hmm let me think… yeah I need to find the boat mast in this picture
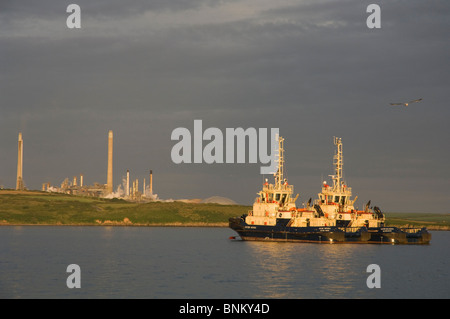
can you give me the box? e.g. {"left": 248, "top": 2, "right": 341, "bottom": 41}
{"left": 331, "top": 137, "right": 343, "bottom": 192}
{"left": 274, "top": 135, "right": 285, "bottom": 189}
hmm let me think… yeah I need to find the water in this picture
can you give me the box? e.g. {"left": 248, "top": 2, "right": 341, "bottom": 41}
{"left": 0, "top": 226, "right": 448, "bottom": 299}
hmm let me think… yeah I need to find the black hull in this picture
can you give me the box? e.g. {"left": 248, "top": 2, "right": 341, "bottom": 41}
{"left": 229, "top": 217, "right": 362, "bottom": 244}
{"left": 402, "top": 227, "right": 432, "bottom": 244}
{"left": 229, "top": 218, "right": 431, "bottom": 244}
{"left": 237, "top": 228, "right": 345, "bottom": 243}
{"left": 367, "top": 227, "right": 431, "bottom": 244}
{"left": 343, "top": 228, "right": 372, "bottom": 242}
{"left": 367, "top": 228, "right": 408, "bottom": 244}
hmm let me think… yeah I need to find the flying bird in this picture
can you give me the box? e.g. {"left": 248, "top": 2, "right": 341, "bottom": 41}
{"left": 390, "top": 98, "right": 423, "bottom": 107}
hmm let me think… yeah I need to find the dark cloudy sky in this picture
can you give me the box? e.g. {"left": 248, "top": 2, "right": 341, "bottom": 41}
{"left": 1, "top": 0, "right": 449, "bottom": 213}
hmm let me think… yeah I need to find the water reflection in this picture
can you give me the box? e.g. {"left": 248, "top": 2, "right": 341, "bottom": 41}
{"left": 100, "top": 226, "right": 114, "bottom": 239}
{"left": 243, "top": 242, "right": 305, "bottom": 298}
{"left": 244, "top": 241, "right": 377, "bottom": 298}
{"left": 1, "top": 227, "right": 446, "bottom": 298}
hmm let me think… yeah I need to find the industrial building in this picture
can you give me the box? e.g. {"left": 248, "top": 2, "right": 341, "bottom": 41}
{"left": 40, "top": 130, "right": 157, "bottom": 202}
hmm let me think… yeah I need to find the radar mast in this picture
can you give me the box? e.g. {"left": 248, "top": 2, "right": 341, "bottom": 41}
{"left": 331, "top": 136, "right": 344, "bottom": 192}
{"left": 274, "top": 135, "right": 285, "bottom": 189}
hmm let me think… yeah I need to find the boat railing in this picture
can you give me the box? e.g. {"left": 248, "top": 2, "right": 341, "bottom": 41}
{"left": 321, "top": 186, "right": 352, "bottom": 194}
{"left": 263, "top": 184, "right": 294, "bottom": 192}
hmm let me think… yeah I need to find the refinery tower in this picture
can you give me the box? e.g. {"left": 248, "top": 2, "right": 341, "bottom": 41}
{"left": 107, "top": 130, "right": 113, "bottom": 194}
{"left": 16, "top": 132, "right": 24, "bottom": 190}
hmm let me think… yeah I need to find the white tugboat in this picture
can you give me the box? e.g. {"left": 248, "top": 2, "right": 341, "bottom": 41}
{"left": 314, "top": 137, "right": 380, "bottom": 227}
{"left": 229, "top": 136, "right": 431, "bottom": 244}
{"left": 229, "top": 135, "right": 347, "bottom": 243}
{"left": 313, "top": 137, "right": 430, "bottom": 243}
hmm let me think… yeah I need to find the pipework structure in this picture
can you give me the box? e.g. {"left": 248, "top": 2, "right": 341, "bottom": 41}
{"left": 39, "top": 130, "right": 158, "bottom": 201}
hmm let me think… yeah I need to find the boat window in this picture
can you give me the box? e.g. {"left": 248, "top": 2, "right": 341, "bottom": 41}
{"left": 320, "top": 195, "right": 325, "bottom": 204}
{"left": 268, "top": 193, "right": 273, "bottom": 202}
{"left": 261, "top": 194, "right": 265, "bottom": 202}
{"left": 341, "top": 196, "right": 346, "bottom": 205}
{"left": 275, "top": 193, "right": 281, "bottom": 201}
{"left": 334, "top": 196, "right": 340, "bottom": 203}
{"left": 281, "top": 194, "right": 287, "bottom": 204}
{"left": 327, "top": 195, "right": 333, "bottom": 202}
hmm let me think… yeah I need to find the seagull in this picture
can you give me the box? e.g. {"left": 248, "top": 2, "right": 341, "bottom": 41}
{"left": 390, "top": 98, "right": 422, "bottom": 107}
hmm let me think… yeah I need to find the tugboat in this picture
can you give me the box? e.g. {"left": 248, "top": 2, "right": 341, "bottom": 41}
{"left": 229, "top": 136, "right": 431, "bottom": 244}
{"left": 314, "top": 137, "right": 430, "bottom": 244}
{"left": 312, "top": 137, "right": 403, "bottom": 243}
{"left": 229, "top": 135, "right": 348, "bottom": 243}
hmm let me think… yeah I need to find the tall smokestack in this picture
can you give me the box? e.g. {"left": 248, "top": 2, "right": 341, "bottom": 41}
{"left": 143, "top": 178, "right": 146, "bottom": 196}
{"left": 80, "top": 174, "right": 84, "bottom": 187}
{"left": 107, "top": 130, "right": 113, "bottom": 193}
{"left": 126, "top": 169, "right": 130, "bottom": 197}
{"left": 149, "top": 170, "right": 153, "bottom": 195}
{"left": 16, "top": 132, "right": 24, "bottom": 190}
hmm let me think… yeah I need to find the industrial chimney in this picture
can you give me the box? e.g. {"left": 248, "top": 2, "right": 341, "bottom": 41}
{"left": 126, "top": 169, "right": 130, "bottom": 197}
{"left": 149, "top": 170, "right": 153, "bottom": 195}
{"left": 107, "top": 130, "right": 113, "bottom": 193}
{"left": 143, "top": 178, "right": 146, "bottom": 196}
{"left": 16, "top": 132, "right": 24, "bottom": 190}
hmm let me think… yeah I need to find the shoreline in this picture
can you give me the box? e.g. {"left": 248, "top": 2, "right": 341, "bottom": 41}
{"left": 0, "top": 222, "right": 229, "bottom": 227}
{"left": 1, "top": 191, "right": 449, "bottom": 230}
{"left": 0, "top": 223, "right": 448, "bottom": 231}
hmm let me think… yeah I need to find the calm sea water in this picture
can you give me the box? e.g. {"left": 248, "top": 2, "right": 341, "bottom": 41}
{"left": 0, "top": 226, "right": 448, "bottom": 299}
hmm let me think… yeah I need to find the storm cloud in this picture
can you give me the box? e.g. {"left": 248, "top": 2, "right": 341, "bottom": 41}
{"left": 1, "top": 0, "right": 449, "bottom": 212}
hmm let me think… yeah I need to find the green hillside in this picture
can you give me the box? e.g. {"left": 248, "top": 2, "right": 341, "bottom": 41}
{"left": 0, "top": 190, "right": 248, "bottom": 226}
{"left": 0, "top": 190, "right": 448, "bottom": 230}
{"left": 384, "top": 212, "right": 450, "bottom": 230}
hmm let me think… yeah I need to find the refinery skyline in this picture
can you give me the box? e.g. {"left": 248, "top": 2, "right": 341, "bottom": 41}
{"left": 11, "top": 130, "right": 158, "bottom": 201}
{"left": 1, "top": 0, "right": 449, "bottom": 213}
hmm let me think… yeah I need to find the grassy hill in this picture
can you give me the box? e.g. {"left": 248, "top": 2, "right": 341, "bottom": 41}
{"left": 0, "top": 190, "right": 248, "bottom": 226}
{"left": 384, "top": 212, "right": 450, "bottom": 230}
{"left": 0, "top": 190, "right": 449, "bottom": 229}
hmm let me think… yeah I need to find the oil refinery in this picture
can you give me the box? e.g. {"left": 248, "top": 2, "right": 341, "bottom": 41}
{"left": 15, "top": 130, "right": 158, "bottom": 202}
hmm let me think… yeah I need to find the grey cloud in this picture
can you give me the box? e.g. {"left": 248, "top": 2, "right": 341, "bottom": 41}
{"left": 1, "top": 0, "right": 449, "bottom": 212}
